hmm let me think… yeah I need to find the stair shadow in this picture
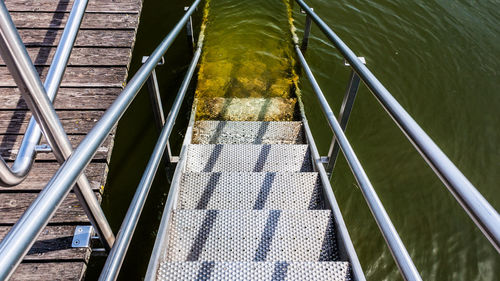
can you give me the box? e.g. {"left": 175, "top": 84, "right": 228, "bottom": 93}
{"left": 271, "top": 261, "right": 289, "bottom": 281}
{"left": 254, "top": 210, "right": 280, "bottom": 261}
{"left": 195, "top": 173, "right": 221, "bottom": 209}
{"left": 208, "top": 120, "right": 226, "bottom": 144}
{"left": 308, "top": 176, "right": 323, "bottom": 209}
{"left": 253, "top": 172, "right": 276, "bottom": 210}
{"left": 299, "top": 148, "right": 312, "bottom": 172}
{"left": 319, "top": 212, "right": 339, "bottom": 261}
{"left": 194, "top": 261, "right": 215, "bottom": 281}
{"left": 202, "top": 144, "right": 223, "bottom": 172}
{"left": 186, "top": 210, "right": 218, "bottom": 261}
{"left": 257, "top": 97, "right": 271, "bottom": 121}
{"left": 253, "top": 144, "right": 271, "bottom": 172}
{"left": 253, "top": 121, "right": 269, "bottom": 144}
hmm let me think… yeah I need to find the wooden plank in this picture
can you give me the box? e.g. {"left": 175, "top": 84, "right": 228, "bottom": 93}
{"left": 0, "top": 0, "right": 141, "bottom": 279}
{"left": 0, "top": 225, "right": 91, "bottom": 260}
{"left": 0, "top": 87, "right": 120, "bottom": 110}
{"left": 0, "top": 134, "right": 112, "bottom": 161}
{"left": 11, "top": 262, "right": 86, "bottom": 281}
{"left": 5, "top": 0, "right": 142, "bottom": 13}
{"left": 0, "top": 192, "right": 101, "bottom": 224}
{"left": 0, "top": 110, "right": 106, "bottom": 134}
{"left": 11, "top": 12, "right": 138, "bottom": 29}
{"left": 19, "top": 29, "right": 135, "bottom": 47}
{"left": 0, "top": 47, "right": 132, "bottom": 67}
{"left": 0, "top": 162, "right": 107, "bottom": 191}
{"left": 0, "top": 66, "right": 127, "bottom": 87}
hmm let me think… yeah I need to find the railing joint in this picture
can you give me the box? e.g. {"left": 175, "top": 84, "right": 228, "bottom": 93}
{"left": 34, "top": 144, "right": 52, "bottom": 153}
{"left": 319, "top": 156, "right": 329, "bottom": 164}
{"left": 142, "top": 55, "right": 165, "bottom": 66}
{"left": 344, "top": 57, "right": 366, "bottom": 66}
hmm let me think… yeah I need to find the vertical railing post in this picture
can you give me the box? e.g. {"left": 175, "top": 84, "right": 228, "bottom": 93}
{"left": 142, "top": 56, "right": 178, "bottom": 163}
{"left": 184, "top": 6, "right": 194, "bottom": 52}
{"left": 325, "top": 57, "right": 366, "bottom": 177}
{"left": 301, "top": 8, "right": 313, "bottom": 51}
{"left": 142, "top": 56, "right": 166, "bottom": 130}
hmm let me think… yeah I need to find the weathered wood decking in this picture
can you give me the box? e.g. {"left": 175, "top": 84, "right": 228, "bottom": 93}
{"left": 0, "top": 0, "right": 142, "bottom": 279}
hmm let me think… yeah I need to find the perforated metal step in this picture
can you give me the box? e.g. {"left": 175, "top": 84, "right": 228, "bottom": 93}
{"left": 178, "top": 172, "right": 324, "bottom": 210}
{"left": 165, "top": 210, "right": 338, "bottom": 262}
{"left": 157, "top": 261, "right": 350, "bottom": 281}
{"left": 192, "top": 121, "right": 305, "bottom": 144}
{"left": 185, "top": 144, "right": 312, "bottom": 172}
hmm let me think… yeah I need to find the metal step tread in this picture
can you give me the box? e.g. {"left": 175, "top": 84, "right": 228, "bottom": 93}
{"left": 185, "top": 144, "right": 312, "bottom": 172}
{"left": 157, "top": 261, "right": 350, "bottom": 281}
{"left": 165, "top": 210, "right": 338, "bottom": 262}
{"left": 192, "top": 121, "right": 305, "bottom": 144}
{"left": 178, "top": 172, "right": 324, "bottom": 210}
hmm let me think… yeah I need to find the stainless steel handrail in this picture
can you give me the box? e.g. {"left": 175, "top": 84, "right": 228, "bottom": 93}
{"left": 296, "top": 45, "right": 422, "bottom": 281}
{"left": 0, "top": 0, "right": 114, "bottom": 252}
{"left": 295, "top": 0, "right": 500, "bottom": 253}
{"left": 98, "top": 46, "right": 202, "bottom": 281}
{"left": 0, "top": 1, "right": 202, "bottom": 280}
{"left": 300, "top": 117, "right": 366, "bottom": 281}
{"left": 0, "top": 0, "right": 88, "bottom": 186}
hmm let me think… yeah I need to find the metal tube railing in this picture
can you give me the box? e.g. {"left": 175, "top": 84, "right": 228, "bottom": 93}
{"left": 0, "top": 1, "right": 202, "bottom": 279}
{"left": 98, "top": 47, "right": 202, "bottom": 281}
{"left": 0, "top": 0, "right": 88, "bottom": 186}
{"left": 295, "top": 0, "right": 500, "bottom": 253}
{"left": 0, "top": 0, "right": 114, "bottom": 253}
{"left": 300, "top": 118, "right": 366, "bottom": 281}
{"left": 295, "top": 45, "right": 422, "bottom": 281}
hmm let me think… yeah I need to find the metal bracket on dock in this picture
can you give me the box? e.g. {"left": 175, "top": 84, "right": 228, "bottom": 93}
{"left": 72, "top": 225, "right": 93, "bottom": 248}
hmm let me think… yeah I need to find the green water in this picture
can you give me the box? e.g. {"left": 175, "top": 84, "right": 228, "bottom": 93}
{"left": 88, "top": 0, "right": 500, "bottom": 280}
{"left": 196, "top": 0, "right": 297, "bottom": 100}
{"left": 194, "top": 0, "right": 301, "bottom": 121}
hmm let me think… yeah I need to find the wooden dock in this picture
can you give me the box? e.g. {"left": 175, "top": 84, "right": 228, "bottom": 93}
{"left": 0, "top": 0, "right": 142, "bottom": 279}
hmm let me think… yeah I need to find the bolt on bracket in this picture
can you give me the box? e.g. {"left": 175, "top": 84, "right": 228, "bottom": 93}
{"left": 72, "top": 225, "right": 93, "bottom": 248}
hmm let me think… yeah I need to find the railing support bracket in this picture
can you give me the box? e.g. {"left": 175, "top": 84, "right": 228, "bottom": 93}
{"left": 184, "top": 6, "right": 195, "bottom": 52}
{"left": 142, "top": 56, "right": 178, "bottom": 164}
{"left": 34, "top": 144, "right": 52, "bottom": 153}
{"left": 325, "top": 56, "right": 366, "bottom": 177}
{"left": 300, "top": 8, "right": 313, "bottom": 51}
{"left": 72, "top": 225, "right": 93, "bottom": 248}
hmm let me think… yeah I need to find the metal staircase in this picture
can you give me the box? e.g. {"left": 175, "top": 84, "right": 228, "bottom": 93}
{"left": 0, "top": 0, "right": 499, "bottom": 280}
{"left": 154, "top": 110, "right": 352, "bottom": 280}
